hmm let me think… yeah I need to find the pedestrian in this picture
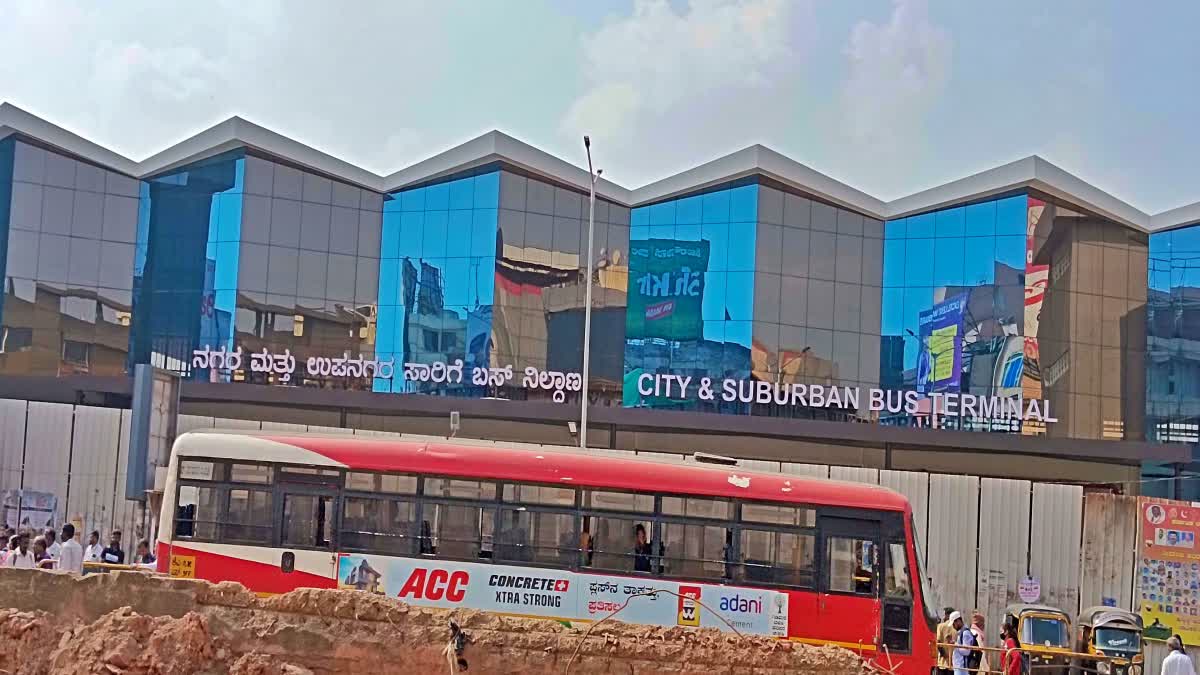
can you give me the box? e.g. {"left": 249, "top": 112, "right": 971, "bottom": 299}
{"left": 969, "top": 610, "right": 989, "bottom": 672}
{"left": 954, "top": 611, "right": 979, "bottom": 675}
{"left": 937, "top": 608, "right": 959, "bottom": 675}
{"left": 5, "top": 533, "right": 34, "bottom": 569}
{"left": 100, "top": 529, "right": 125, "bottom": 564}
{"left": 632, "top": 523, "right": 652, "bottom": 573}
{"left": 2, "top": 534, "right": 17, "bottom": 566}
{"left": 134, "top": 540, "right": 156, "bottom": 565}
{"left": 58, "top": 523, "right": 83, "bottom": 575}
{"left": 43, "top": 528, "right": 60, "bottom": 560}
{"left": 83, "top": 530, "right": 103, "bottom": 563}
{"left": 1000, "top": 623, "right": 1021, "bottom": 675}
{"left": 31, "top": 536, "right": 54, "bottom": 569}
{"left": 1163, "top": 635, "right": 1196, "bottom": 675}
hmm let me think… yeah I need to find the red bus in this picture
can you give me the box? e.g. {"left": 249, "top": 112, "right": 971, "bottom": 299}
{"left": 157, "top": 431, "right": 938, "bottom": 673}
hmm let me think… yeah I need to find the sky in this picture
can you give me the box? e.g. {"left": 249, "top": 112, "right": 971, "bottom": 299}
{"left": 2, "top": 0, "right": 1200, "bottom": 212}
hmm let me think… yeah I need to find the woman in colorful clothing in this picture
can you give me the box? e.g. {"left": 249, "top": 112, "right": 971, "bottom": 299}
{"left": 1000, "top": 623, "right": 1022, "bottom": 675}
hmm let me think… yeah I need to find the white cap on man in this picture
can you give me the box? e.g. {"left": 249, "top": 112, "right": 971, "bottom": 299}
{"left": 949, "top": 611, "right": 963, "bottom": 623}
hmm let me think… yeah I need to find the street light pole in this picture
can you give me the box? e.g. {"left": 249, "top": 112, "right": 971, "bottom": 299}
{"left": 580, "top": 135, "right": 601, "bottom": 449}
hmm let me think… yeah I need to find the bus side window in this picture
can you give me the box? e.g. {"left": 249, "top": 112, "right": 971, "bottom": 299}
{"left": 425, "top": 503, "right": 493, "bottom": 560}
{"left": 587, "top": 517, "right": 651, "bottom": 573}
{"left": 827, "top": 536, "right": 877, "bottom": 595}
{"left": 885, "top": 542, "right": 912, "bottom": 599}
{"left": 659, "top": 522, "right": 727, "bottom": 580}
{"left": 496, "top": 508, "right": 577, "bottom": 566}
{"left": 739, "top": 528, "right": 816, "bottom": 587}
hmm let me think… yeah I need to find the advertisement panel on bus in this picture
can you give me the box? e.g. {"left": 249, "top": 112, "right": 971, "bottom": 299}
{"left": 337, "top": 553, "right": 788, "bottom": 637}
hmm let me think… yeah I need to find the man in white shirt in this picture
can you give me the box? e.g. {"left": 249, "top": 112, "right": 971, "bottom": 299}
{"left": 83, "top": 530, "right": 103, "bottom": 564}
{"left": 58, "top": 523, "right": 84, "bottom": 575}
{"left": 1163, "top": 635, "right": 1197, "bottom": 675}
{"left": 5, "top": 534, "right": 35, "bottom": 569}
{"left": 44, "top": 528, "right": 61, "bottom": 559}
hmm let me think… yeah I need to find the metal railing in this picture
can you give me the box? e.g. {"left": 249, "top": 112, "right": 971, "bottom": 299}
{"left": 936, "top": 642, "right": 1144, "bottom": 674}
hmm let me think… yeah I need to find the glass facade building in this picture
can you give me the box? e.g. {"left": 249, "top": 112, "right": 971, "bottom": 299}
{"left": 1148, "top": 223, "right": 1200, "bottom": 443}
{"left": 0, "top": 139, "right": 140, "bottom": 377}
{"left": 131, "top": 150, "right": 383, "bottom": 388}
{"left": 623, "top": 181, "right": 884, "bottom": 418}
{"left": 0, "top": 108, "right": 1194, "bottom": 462}
{"left": 375, "top": 167, "right": 630, "bottom": 401}
{"left": 883, "top": 193, "right": 1147, "bottom": 440}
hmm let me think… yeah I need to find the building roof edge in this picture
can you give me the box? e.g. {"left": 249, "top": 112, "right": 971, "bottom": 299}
{"left": 0, "top": 102, "right": 138, "bottom": 175}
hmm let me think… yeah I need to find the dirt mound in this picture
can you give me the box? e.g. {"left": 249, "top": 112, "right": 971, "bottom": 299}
{"left": 0, "top": 609, "right": 61, "bottom": 675}
{"left": 228, "top": 653, "right": 313, "bottom": 675}
{"left": 0, "top": 569, "right": 869, "bottom": 674}
{"left": 44, "top": 607, "right": 216, "bottom": 675}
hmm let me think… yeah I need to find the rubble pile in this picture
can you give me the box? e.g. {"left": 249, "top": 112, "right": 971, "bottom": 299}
{"left": 0, "top": 569, "right": 867, "bottom": 674}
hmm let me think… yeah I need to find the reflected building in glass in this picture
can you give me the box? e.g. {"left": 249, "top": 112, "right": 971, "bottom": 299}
{"left": 1148, "top": 224, "right": 1200, "bottom": 443}
{"left": 623, "top": 180, "right": 883, "bottom": 421}
{"left": 2, "top": 103, "right": 1199, "bottom": 486}
{"left": 131, "top": 148, "right": 384, "bottom": 389}
{"left": 882, "top": 192, "right": 1147, "bottom": 441}
{"left": 375, "top": 165, "right": 629, "bottom": 402}
{"left": 0, "top": 136, "right": 139, "bottom": 378}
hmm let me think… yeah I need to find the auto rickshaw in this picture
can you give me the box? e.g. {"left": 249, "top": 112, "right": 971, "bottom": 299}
{"left": 1005, "top": 603, "right": 1073, "bottom": 674}
{"left": 1071, "top": 607, "right": 1144, "bottom": 675}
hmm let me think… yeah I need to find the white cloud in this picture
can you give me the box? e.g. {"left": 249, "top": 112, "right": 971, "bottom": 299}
{"left": 90, "top": 42, "right": 226, "bottom": 104}
{"left": 562, "top": 0, "right": 812, "bottom": 185}
{"left": 0, "top": 2, "right": 581, "bottom": 172}
{"left": 839, "top": 0, "right": 951, "bottom": 182}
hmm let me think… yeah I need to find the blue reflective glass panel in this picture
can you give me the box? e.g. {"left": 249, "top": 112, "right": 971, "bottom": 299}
{"left": 649, "top": 200, "right": 676, "bottom": 225}
{"left": 963, "top": 237, "right": 997, "bottom": 286}
{"left": 401, "top": 187, "right": 426, "bottom": 212}
{"left": 426, "top": 182, "right": 450, "bottom": 211}
{"left": 907, "top": 213, "right": 934, "bottom": 238}
{"left": 882, "top": 237, "right": 906, "bottom": 288}
{"left": 964, "top": 200, "right": 996, "bottom": 236}
{"left": 934, "top": 207, "right": 965, "bottom": 238}
{"left": 675, "top": 195, "right": 702, "bottom": 224}
{"left": 933, "top": 237, "right": 965, "bottom": 287}
{"left": 729, "top": 185, "right": 758, "bottom": 222}
{"left": 473, "top": 172, "right": 499, "bottom": 209}
{"left": 702, "top": 190, "right": 730, "bottom": 224}
{"left": 903, "top": 239, "right": 935, "bottom": 287}
{"left": 995, "top": 195, "right": 1026, "bottom": 236}
{"left": 448, "top": 179, "right": 474, "bottom": 210}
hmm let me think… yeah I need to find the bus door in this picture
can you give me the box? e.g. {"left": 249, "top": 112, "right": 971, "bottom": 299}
{"left": 818, "top": 515, "right": 882, "bottom": 651}
{"left": 275, "top": 467, "right": 341, "bottom": 581}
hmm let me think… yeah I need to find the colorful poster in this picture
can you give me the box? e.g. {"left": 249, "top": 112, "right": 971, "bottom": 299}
{"left": 626, "top": 239, "right": 710, "bottom": 342}
{"left": 0, "top": 489, "right": 58, "bottom": 530}
{"left": 1138, "top": 498, "right": 1200, "bottom": 643}
{"left": 916, "top": 293, "right": 968, "bottom": 393}
{"left": 337, "top": 553, "right": 788, "bottom": 637}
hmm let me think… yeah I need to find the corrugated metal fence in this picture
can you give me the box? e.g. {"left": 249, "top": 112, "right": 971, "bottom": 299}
{"left": 0, "top": 397, "right": 1173, "bottom": 655}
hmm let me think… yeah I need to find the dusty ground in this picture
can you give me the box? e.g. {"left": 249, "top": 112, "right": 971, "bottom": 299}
{"left": 0, "top": 569, "right": 867, "bottom": 674}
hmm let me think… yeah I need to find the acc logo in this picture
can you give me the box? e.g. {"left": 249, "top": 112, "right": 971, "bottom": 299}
{"left": 398, "top": 568, "right": 469, "bottom": 603}
{"left": 677, "top": 585, "right": 701, "bottom": 627}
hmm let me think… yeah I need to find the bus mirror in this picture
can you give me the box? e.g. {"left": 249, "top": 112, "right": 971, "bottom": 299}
{"left": 281, "top": 551, "right": 295, "bottom": 573}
